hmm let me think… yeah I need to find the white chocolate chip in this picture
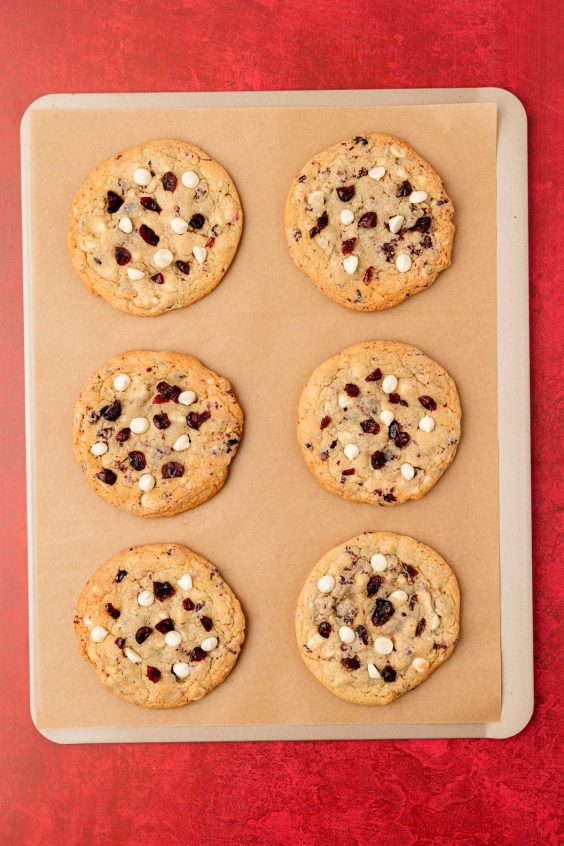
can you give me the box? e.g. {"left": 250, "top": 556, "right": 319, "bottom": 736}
{"left": 344, "top": 443, "right": 360, "bottom": 461}
{"left": 118, "top": 216, "right": 133, "bottom": 233}
{"left": 401, "top": 463, "right": 415, "bottom": 480}
{"left": 388, "top": 589, "right": 408, "bottom": 605}
{"left": 91, "top": 625, "right": 108, "bottom": 643}
{"left": 177, "top": 573, "right": 193, "bottom": 591}
{"left": 371, "top": 553, "right": 388, "bottom": 572}
{"left": 340, "top": 209, "right": 354, "bottom": 225}
{"left": 173, "top": 434, "right": 191, "bottom": 452}
{"left": 127, "top": 268, "right": 145, "bottom": 281}
{"left": 133, "top": 167, "right": 152, "bottom": 186}
{"left": 306, "top": 634, "right": 325, "bottom": 651}
{"left": 307, "top": 190, "right": 325, "bottom": 205}
{"left": 113, "top": 373, "right": 131, "bottom": 392}
{"left": 338, "top": 626, "right": 355, "bottom": 644}
{"left": 379, "top": 409, "right": 394, "bottom": 426}
{"left": 374, "top": 636, "right": 393, "bottom": 655}
{"left": 201, "top": 636, "right": 218, "bottom": 652}
{"left": 343, "top": 255, "right": 358, "bottom": 275}
{"left": 409, "top": 190, "right": 428, "bottom": 203}
{"left": 153, "top": 249, "right": 173, "bottom": 269}
{"left": 367, "top": 662, "right": 381, "bottom": 679}
{"left": 368, "top": 166, "right": 386, "bottom": 180}
{"left": 390, "top": 143, "right": 407, "bottom": 158}
{"left": 388, "top": 214, "right": 405, "bottom": 234}
{"left": 83, "top": 616, "right": 92, "bottom": 628}
{"left": 165, "top": 630, "right": 182, "bottom": 647}
{"left": 382, "top": 374, "right": 398, "bottom": 393}
{"left": 192, "top": 245, "right": 207, "bottom": 264}
{"left": 430, "top": 612, "right": 441, "bottom": 631}
{"left": 181, "top": 170, "right": 200, "bottom": 188}
{"left": 172, "top": 662, "right": 190, "bottom": 678}
{"left": 395, "top": 253, "right": 412, "bottom": 273}
{"left": 137, "top": 590, "right": 154, "bottom": 607}
{"left": 317, "top": 574, "right": 336, "bottom": 593}
{"left": 412, "top": 657, "right": 430, "bottom": 673}
{"left": 130, "top": 417, "right": 149, "bottom": 434}
{"left": 90, "top": 442, "right": 108, "bottom": 457}
{"left": 178, "top": 390, "right": 196, "bottom": 406}
{"left": 338, "top": 392, "right": 348, "bottom": 409}
{"left": 138, "top": 473, "right": 155, "bottom": 493}
{"left": 124, "top": 647, "right": 142, "bottom": 663}
{"left": 170, "top": 217, "right": 189, "bottom": 234}
{"left": 419, "top": 416, "right": 435, "bottom": 433}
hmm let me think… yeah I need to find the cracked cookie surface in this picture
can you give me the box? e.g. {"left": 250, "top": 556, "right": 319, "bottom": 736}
{"left": 75, "top": 543, "right": 245, "bottom": 708}
{"left": 296, "top": 532, "right": 460, "bottom": 705}
{"left": 68, "top": 139, "right": 243, "bottom": 316}
{"left": 73, "top": 350, "right": 243, "bottom": 517}
{"left": 297, "top": 341, "right": 461, "bottom": 506}
{"left": 285, "top": 133, "right": 454, "bottom": 311}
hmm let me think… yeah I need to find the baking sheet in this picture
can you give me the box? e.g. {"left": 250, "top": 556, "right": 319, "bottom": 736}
{"left": 22, "top": 89, "right": 532, "bottom": 741}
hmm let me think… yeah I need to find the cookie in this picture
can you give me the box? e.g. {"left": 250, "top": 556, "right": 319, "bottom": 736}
{"left": 285, "top": 133, "right": 454, "bottom": 311}
{"left": 73, "top": 350, "right": 243, "bottom": 517}
{"left": 75, "top": 543, "right": 245, "bottom": 708}
{"left": 296, "top": 532, "right": 460, "bottom": 705}
{"left": 297, "top": 341, "right": 461, "bottom": 506}
{"left": 68, "top": 139, "right": 243, "bottom": 316}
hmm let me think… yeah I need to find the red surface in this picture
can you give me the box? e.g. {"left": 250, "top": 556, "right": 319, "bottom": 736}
{"left": 1, "top": 1, "right": 563, "bottom": 844}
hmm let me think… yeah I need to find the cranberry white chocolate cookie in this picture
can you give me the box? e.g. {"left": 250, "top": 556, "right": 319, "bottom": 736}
{"left": 73, "top": 350, "right": 243, "bottom": 517}
{"left": 296, "top": 532, "right": 460, "bottom": 705}
{"left": 297, "top": 341, "right": 461, "bottom": 506}
{"left": 75, "top": 544, "right": 245, "bottom": 708}
{"left": 285, "top": 134, "right": 454, "bottom": 311}
{"left": 68, "top": 139, "right": 243, "bottom": 316}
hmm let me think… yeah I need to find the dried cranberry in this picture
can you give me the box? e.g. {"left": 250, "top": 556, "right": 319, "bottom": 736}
{"left": 200, "top": 616, "right": 213, "bottom": 632}
{"left": 341, "top": 656, "right": 360, "bottom": 670}
{"left": 182, "top": 598, "right": 195, "bottom": 611}
{"left": 358, "top": 211, "right": 377, "bottom": 228}
{"left": 342, "top": 468, "right": 355, "bottom": 476}
{"left": 190, "top": 646, "right": 207, "bottom": 662}
{"left": 397, "top": 180, "right": 412, "bottom": 197}
{"left": 356, "top": 625, "right": 369, "bottom": 645}
{"left": 371, "top": 450, "right": 387, "bottom": 470}
{"left": 105, "top": 602, "right": 120, "bottom": 619}
{"left": 135, "top": 626, "right": 152, "bottom": 644}
{"left": 175, "top": 260, "right": 190, "bottom": 275}
{"left": 360, "top": 418, "right": 380, "bottom": 434}
{"left": 155, "top": 618, "right": 174, "bottom": 634}
{"left": 153, "top": 413, "right": 170, "bottom": 429}
{"left": 409, "top": 594, "right": 418, "bottom": 610}
{"left": 421, "top": 235, "right": 432, "bottom": 249}
{"left": 96, "top": 469, "right": 117, "bottom": 485}
{"left": 115, "top": 637, "right": 125, "bottom": 649}
{"left": 205, "top": 236, "right": 216, "bottom": 249}
{"left": 383, "top": 493, "right": 396, "bottom": 502}
{"left": 128, "top": 451, "right": 146, "bottom": 471}
{"left": 99, "top": 400, "right": 121, "bottom": 421}
{"left": 318, "top": 622, "right": 332, "bottom": 638}
{"left": 162, "top": 171, "right": 177, "bottom": 192}
{"left": 115, "top": 247, "right": 131, "bottom": 266}
{"left": 434, "top": 642, "right": 448, "bottom": 651}
{"left": 114, "top": 569, "right": 127, "bottom": 582}
{"left": 382, "top": 241, "right": 396, "bottom": 262}
{"left": 403, "top": 563, "right": 418, "bottom": 583}
{"left": 139, "top": 224, "right": 160, "bottom": 246}
{"left": 411, "top": 215, "right": 431, "bottom": 233}
{"left": 366, "top": 575, "right": 382, "bottom": 597}
{"left": 151, "top": 273, "right": 165, "bottom": 284}
{"left": 419, "top": 395, "right": 437, "bottom": 411}
{"left": 354, "top": 136, "right": 368, "bottom": 145}
{"left": 372, "top": 598, "right": 394, "bottom": 626}
{"left": 320, "top": 415, "right": 331, "bottom": 430}
{"left": 309, "top": 211, "right": 328, "bottom": 238}
{"left": 416, "top": 618, "right": 426, "bottom": 637}
{"left": 161, "top": 461, "right": 184, "bottom": 479}
{"left": 388, "top": 421, "right": 400, "bottom": 440}
{"left": 153, "top": 581, "right": 175, "bottom": 601}
{"left": 344, "top": 383, "right": 359, "bottom": 397}
{"left": 154, "top": 382, "right": 181, "bottom": 403}
{"left": 395, "top": 432, "right": 410, "bottom": 448}
{"left": 336, "top": 185, "right": 355, "bottom": 202}
{"left": 146, "top": 666, "right": 161, "bottom": 683}
{"left": 106, "top": 190, "right": 124, "bottom": 213}
{"left": 189, "top": 213, "right": 205, "bottom": 230}
{"left": 140, "top": 196, "right": 161, "bottom": 213}
{"left": 388, "top": 393, "right": 401, "bottom": 404}
{"left": 187, "top": 410, "right": 211, "bottom": 430}
{"left": 365, "top": 368, "right": 382, "bottom": 382}
{"left": 381, "top": 665, "right": 397, "bottom": 682}
{"left": 116, "top": 427, "right": 130, "bottom": 443}
{"left": 341, "top": 238, "right": 357, "bottom": 255}
{"left": 363, "top": 266, "right": 374, "bottom": 285}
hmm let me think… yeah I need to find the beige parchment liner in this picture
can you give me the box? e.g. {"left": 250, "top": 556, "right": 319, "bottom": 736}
{"left": 29, "top": 102, "right": 499, "bottom": 729}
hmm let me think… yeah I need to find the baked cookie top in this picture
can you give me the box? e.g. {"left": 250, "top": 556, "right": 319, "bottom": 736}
{"left": 296, "top": 532, "right": 460, "bottom": 705}
{"left": 68, "top": 139, "right": 243, "bottom": 316}
{"left": 297, "top": 341, "right": 461, "bottom": 506}
{"left": 285, "top": 133, "right": 454, "bottom": 311}
{"left": 73, "top": 350, "right": 243, "bottom": 517}
{"left": 75, "top": 544, "right": 245, "bottom": 708}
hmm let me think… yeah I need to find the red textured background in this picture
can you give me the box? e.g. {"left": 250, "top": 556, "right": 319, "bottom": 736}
{"left": 1, "top": 1, "right": 563, "bottom": 844}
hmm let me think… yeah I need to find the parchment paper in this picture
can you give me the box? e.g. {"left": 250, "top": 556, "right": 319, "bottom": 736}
{"left": 28, "top": 101, "right": 500, "bottom": 729}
